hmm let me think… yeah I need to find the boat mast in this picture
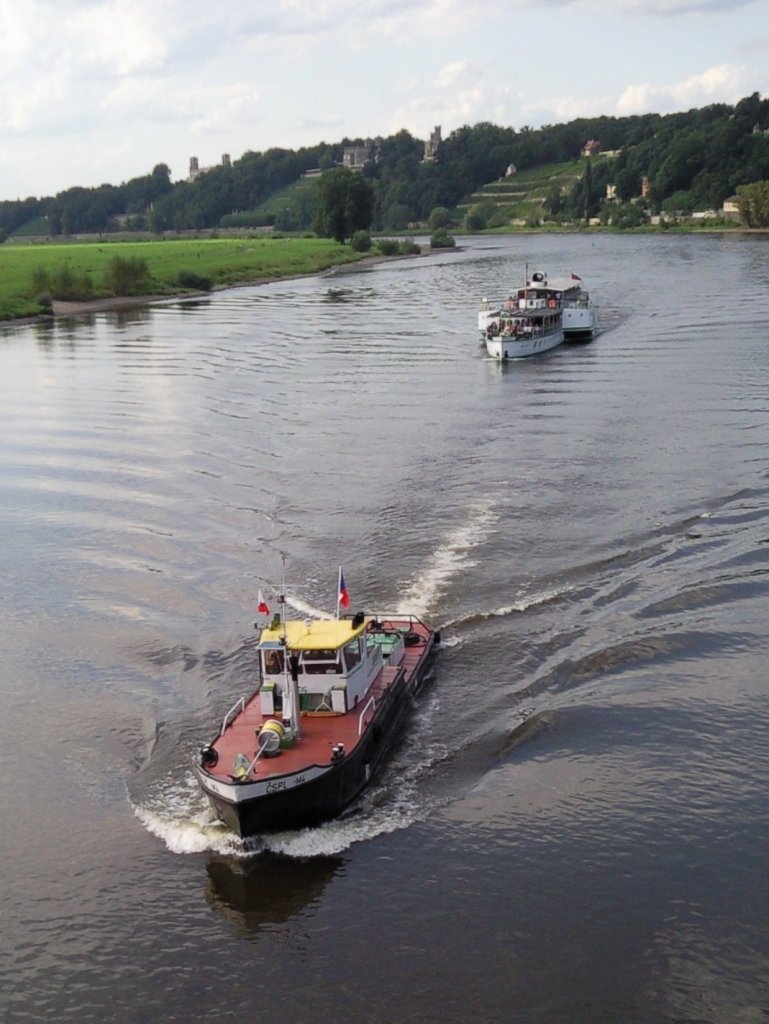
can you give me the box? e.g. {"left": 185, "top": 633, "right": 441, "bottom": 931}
{"left": 278, "top": 554, "right": 302, "bottom": 740}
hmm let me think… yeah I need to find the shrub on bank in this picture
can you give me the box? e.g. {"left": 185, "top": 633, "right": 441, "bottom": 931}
{"left": 29, "top": 264, "right": 94, "bottom": 302}
{"left": 398, "top": 239, "right": 421, "bottom": 255}
{"left": 374, "top": 237, "right": 421, "bottom": 256}
{"left": 351, "top": 230, "right": 372, "bottom": 252}
{"left": 177, "top": 269, "right": 213, "bottom": 291}
{"left": 104, "top": 255, "right": 150, "bottom": 296}
{"left": 430, "top": 230, "right": 456, "bottom": 248}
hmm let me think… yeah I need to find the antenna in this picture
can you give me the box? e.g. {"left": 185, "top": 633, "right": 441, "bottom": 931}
{"left": 279, "top": 553, "right": 287, "bottom": 643}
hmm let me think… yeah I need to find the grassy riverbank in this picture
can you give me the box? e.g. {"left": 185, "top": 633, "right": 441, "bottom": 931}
{"left": 0, "top": 237, "right": 368, "bottom": 320}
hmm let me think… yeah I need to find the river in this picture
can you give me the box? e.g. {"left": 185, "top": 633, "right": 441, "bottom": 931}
{"left": 2, "top": 231, "right": 769, "bottom": 1023}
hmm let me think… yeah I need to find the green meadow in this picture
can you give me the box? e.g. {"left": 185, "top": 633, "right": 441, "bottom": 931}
{"left": 0, "top": 236, "right": 366, "bottom": 320}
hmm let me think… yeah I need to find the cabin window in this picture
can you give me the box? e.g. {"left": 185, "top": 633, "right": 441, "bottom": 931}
{"left": 263, "top": 649, "right": 284, "bottom": 675}
{"left": 343, "top": 637, "right": 362, "bottom": 671}
{"left": 302, "top": 649, "right": 341, "bottom": 674}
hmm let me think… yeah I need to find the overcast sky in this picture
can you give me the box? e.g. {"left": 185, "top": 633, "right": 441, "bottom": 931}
{"left": 1, "top": 0, "right": 767, "bottom": 200}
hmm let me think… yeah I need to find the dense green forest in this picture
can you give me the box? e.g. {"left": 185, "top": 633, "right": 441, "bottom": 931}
{"left": 3, "top": 91, "right": 769, "bottom": 239}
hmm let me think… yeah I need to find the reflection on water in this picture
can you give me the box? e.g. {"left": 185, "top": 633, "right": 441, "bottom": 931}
{"left": 205, "top": 853, "right": 343, "bottom": 937}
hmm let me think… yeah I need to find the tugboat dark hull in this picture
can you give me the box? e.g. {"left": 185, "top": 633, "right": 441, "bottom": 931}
{"left": 196, "top": 630, "right": 436, "bottom": 837}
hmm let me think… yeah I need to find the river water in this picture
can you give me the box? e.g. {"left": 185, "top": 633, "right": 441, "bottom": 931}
{"left": 2, "top": 232, "right": 769, "bottom": 1023}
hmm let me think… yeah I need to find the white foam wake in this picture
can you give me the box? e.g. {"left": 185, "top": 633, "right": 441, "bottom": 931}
{"left": 283, "top": 595, "right": 334, "bottom": 619}
{"left": 396, "top": 497, "right": 500, "bottom": 617}
{"left": 133, "top": 774, "right": 249, "bottom": 857}
{"left": 133, "top": 758, "right": 442, "bottom": 859}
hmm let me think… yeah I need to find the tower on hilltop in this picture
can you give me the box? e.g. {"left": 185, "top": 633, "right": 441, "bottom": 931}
{"left": 423, "top": 126, "right": 441, "bottom": 162}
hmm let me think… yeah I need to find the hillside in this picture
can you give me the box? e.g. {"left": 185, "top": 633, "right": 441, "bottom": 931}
{"left": 456, "top": 159, "right": 594, "bottom": 225}
{"left": 2, "top": 93, "right": 769, "bottom": 237}
{"left": 220, "top": 175, "right": 319, "bottom": 232}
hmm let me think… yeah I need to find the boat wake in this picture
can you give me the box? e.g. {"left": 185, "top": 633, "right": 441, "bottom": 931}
{"left": 396, "top": 497, "right": 500, "bottom": 617}
{"left": 133, "top": 717, "right": 447, "bottom": 859}
{"left": 272, "top": 701, "right": 449, "bottom": 856}
{"left": 281, "top": 594, "right": 336, "bottom": 620}
{"left": 132, "top": 776, "right": 248, "bottom": 857}
{"left": 441, "top": 582, "right": 575, "bottom": 635}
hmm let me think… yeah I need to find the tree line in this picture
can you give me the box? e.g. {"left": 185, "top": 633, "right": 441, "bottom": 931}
{"left": 3, "top": 91, "right": 769, "bottom": 241}
{"left": 545, "top": 93, "right": 769, "bottom": 224}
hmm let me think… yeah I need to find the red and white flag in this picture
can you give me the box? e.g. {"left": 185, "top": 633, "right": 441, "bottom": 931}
{"left": 257, "top": 589, "right": 270, "bottom": 615}
{"left": 338, "top": 568, "right": 350, "bottom": 610}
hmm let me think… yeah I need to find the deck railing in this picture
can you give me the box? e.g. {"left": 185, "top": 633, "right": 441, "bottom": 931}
{"left": 220, "top": 697, "right": 245, "bottom": 736}
{"left": 357, "top": 695, "right": 377, "bottom": 737}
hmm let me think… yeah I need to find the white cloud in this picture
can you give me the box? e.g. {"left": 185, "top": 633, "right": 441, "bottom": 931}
{"left": 0, "top": 0, "right": 766, "bottom": 197}
{"left": 429, "top": 0, "right": 759, "bottom": 14}
{"left": 3, "top": 74, "right": 67, "bottom": 133}
{"left": 100, "top": 77, "right": 202, "bottom": 123}
{"left": 523, "top": 0, "right": 758, "bottom": 12}
{"left": 391, "top": 61, "right": 519, "bottom": 138}
{"left": 0, "top": 5, "right": 44, "bottom": 77}
{"left": 617, "top": 63, "right": 750, "bottom": 114}
{"left": 69, "top": 1, "right": 170, "bottom": 77}
{"left": 434, "top": 60, "right": 476, "bottom": 89}
{"left": 592, "top": 0, "right": 754, "bottom": 12}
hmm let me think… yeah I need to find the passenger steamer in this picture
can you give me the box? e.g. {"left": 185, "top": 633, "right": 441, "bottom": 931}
{"left": 194, "top": 579, "right": 440, "bottom": 837}
{"left": 479, "top": 270, "right": 565, "bottom": 360}
{"left": 548, "top": 274, "right": 596, "bottom": 341}
{"left": 478, "top": 270, "right": 596, "bottom": 358}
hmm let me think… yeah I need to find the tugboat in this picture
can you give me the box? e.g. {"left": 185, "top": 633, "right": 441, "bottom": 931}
{"left": 194, "top": 572, "right": 440, "bottom": 838}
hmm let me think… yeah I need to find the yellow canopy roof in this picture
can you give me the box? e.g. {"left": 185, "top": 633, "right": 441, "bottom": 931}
{"left": 259, "top": 617, "right": 366, "bottom": 651}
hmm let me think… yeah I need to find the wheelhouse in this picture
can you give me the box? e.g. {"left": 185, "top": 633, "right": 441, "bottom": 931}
{"left": 256, "top": 616, "right": 400, "bottom": 716}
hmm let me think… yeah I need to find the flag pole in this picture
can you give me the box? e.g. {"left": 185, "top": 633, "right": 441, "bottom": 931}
{"left": 336, "top": 565, "right": 341, "bottom": 620}
{"left": 279, "top": 554, "right": 287, "bottom": 641}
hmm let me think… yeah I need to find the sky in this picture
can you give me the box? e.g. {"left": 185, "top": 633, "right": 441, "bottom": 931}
{"left": 0, "top": 0, "right": 767, "bottom": 201}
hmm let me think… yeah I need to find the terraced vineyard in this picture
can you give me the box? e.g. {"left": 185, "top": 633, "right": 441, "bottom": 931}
{"left": 457, "top": 156, "right": 611, "bottom": 225}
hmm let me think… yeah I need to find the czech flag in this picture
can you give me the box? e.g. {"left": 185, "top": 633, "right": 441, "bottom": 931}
{"left": 257, "top": 589, "right": 270, "bottom": 615}
{"left": 338, "top": 569, "right": 350, "bottom": 609}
